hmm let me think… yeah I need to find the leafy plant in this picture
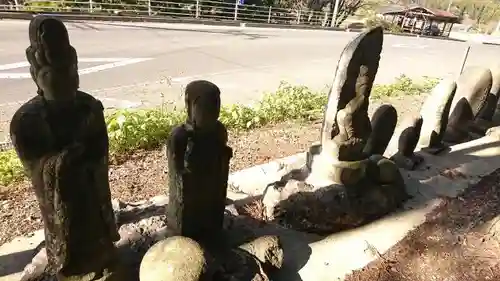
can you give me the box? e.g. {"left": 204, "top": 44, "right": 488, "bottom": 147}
{"left": 371, "top": 75, "right": 438, "bottom": 99}
{"left": 0, "top": 150, "right": 24, "bottom": 186}
{"left": 0, "top": 76, "right": 440, "bottom": 186}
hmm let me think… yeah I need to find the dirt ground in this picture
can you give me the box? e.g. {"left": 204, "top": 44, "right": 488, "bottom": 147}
{"left": 0, "top": 94, "right": 425, "bottom": 246}
{"left": 345, "top": 167, "right": 500, "bottom": 281}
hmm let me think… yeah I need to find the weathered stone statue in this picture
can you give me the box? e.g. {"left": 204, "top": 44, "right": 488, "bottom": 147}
{"left": 10, "top": 16, "right": 120, "bottom": 280}
{"left": 363, "top": 104, "right": 398, "bottom": 156}
{"left": 306, "top": 27, "right": 401, "bottom": 185}
{"left": 444, "top": 66, "right": 493, "bottom": 144}
{"left": 417, "top": 78, "right": 457, "bottom": 154}
{"left": 166, "top": 80, "right": 233, "bottom": 247}
{"left": 390, "top": 116, "right": 424, "bottom": 170}
{"left": 476, "top": 64, "right": 500, "bottom": 126}
{"left": 263, "top": 27, "right": 408, "bottom": 234}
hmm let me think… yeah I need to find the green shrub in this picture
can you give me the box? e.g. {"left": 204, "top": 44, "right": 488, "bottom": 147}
{"left": 107, "top": 109, "right": 185, "bottom": 153}
{"left": 371, "top": 75, "right": 439, "bottom": 99}
{"left": 0, "top": 76, "right": 439, "bottom": 186}
{"left": 0, "top": 150, "right": 24, "bottom": 186}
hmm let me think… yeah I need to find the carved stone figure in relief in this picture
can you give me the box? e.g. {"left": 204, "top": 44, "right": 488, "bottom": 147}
{"left": 263, "top": 27, "right": 409, "bottom": 235}
{"left": 444, "top": 66, "right": 493, "bottom": 143}
{"left": 476, "top": 64, "right": 500, "bottom": 124}
{"left": 417, "top": 78, "right": 456, "bottom": 154}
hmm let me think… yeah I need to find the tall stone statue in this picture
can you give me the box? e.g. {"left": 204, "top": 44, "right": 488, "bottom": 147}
{"left": 166, "top": 80, "right": 233, "bottom": 248}
{"left": 9, "top": 16, "right": 120, "bottom": 280}
{"left": 306, "top": 26, "right": 401, "bottom": 187}
{"left": 264, "top": 27, "right": 408, "bottom": 234}
{"left": 444, "top": 66, "right": 493, "bottom": 144}
{"left": 417, "top": 78, "right": 457, "bottom": 154}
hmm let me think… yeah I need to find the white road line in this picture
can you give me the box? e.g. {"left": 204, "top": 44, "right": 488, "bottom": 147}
{"left": 78, "top": 58, "right": 152, "bottom": 75}
{"left": 0, "top": 62, "right": 29, "bottom": 71}
{"left": 0, "top": 58, "right": 153, "bottom": 79}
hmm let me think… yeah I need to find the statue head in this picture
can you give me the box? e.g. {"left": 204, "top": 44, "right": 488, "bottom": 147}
{"left": 184, "top": 80, "right": 221, "bottom": 131}
{"left": 25, "top": 16, "right": 79, "bottom": 103}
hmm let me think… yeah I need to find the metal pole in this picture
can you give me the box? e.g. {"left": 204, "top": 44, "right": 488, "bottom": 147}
{"left": 447, "top": 0, "right": 453, "bottom": 11}
{"left": 331, "top": 0, "right": 340, "bottom": 27}
{"left": 234, "top": 0, "right": 238, "bottom": 21}
{"left": 460, "top": 45, "right": 471, "bottom": 75}
{"left": 267, "top": 6, "right": 271, "bottom": 23}
{"left": 148, "top": 0, "right": 152, "bottom": 16}
{"left": 195, "top": 0, "right": 200, "bottom": 19}
{"left": 89, "top": 0, "right": 93, "bottom": 13}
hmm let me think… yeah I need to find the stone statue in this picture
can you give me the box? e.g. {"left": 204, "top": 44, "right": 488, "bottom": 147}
{"left": 363, "top": 104, "right": 398, "bottom": 156}
{"left": 390, "top": 116, "right": 424, "bottom": 170}
{"left": 444, "top": 66, "right": 493, "bottom": 144}
{"left": 166, "top": 80, "right": 233, "bottom": 247}
{"left": 476, "top": 64, "right": 500, "bottom": 126}
{"left": 417, "top": 78, "right": 457, "bottom": 154}
{"left": 306, "top": 27, "right": 402, "bottom": 186}
{"left": 9, "top": 16, "right": 120, "bottom": 280}
{"left": 264, "top": 27, "right": 408, "bottom": 234}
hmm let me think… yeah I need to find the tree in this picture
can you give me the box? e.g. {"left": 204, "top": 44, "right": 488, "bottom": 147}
{"left": 307, "top": 0, "right": 365, "bottom": 27}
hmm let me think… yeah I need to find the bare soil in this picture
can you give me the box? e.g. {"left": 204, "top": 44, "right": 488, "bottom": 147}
{"left": 345, "top": 168, "right": 500, "bottom": 281}
{"left": 0, "top": 94, "right": 426, "bottom": 246}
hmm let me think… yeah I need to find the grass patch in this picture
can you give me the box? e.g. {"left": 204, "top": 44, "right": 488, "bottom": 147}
{"left": 0, "top": 75, "right": 439, "bottom": 186}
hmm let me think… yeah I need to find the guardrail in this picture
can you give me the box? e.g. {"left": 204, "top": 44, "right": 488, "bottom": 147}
{"left": 0, "top": 0, "right": 338, "bottom": 28}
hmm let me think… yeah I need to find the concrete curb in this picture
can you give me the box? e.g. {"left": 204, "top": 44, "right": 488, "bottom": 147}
{"left": 2, "top": 10, "right": 495, "bottom": 44}
{"left": 2, "top": 130, "right": 500, "bottom": 281}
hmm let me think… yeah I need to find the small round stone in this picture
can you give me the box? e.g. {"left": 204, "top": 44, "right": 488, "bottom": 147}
{"left": 139, "top": 236, "right": 211, "bottom": 281}
{"left": 377, "top": 158, "right": 399, "bottom": 183}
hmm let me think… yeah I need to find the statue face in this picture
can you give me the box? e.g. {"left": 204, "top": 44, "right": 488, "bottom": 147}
{"left": 191, "top": 95, "right": 219, "bottom": 130}
{"left": 34, "top": 61, "right": 79, "bottom": 102}
{"left": 27, "top": 17, "right": 79, "bottom": 103}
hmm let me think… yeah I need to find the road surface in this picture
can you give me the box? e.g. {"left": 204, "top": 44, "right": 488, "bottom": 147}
{"left": 0, "top": 19, "right": 499, "bottom": 136}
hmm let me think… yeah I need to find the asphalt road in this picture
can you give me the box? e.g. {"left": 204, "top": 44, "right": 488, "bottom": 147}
{"left": 1, "top": 19, "right": 499, "bottom": 128}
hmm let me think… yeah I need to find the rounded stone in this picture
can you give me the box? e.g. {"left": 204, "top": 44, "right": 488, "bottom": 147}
{"left": 376, "top": 158, "right": 400, "bottom": 184}
{"left": 139, "top": 236, "right": 212, "bottom": 281}
{"left": 238, "top": 235, "right": 284, "bottom": 271}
